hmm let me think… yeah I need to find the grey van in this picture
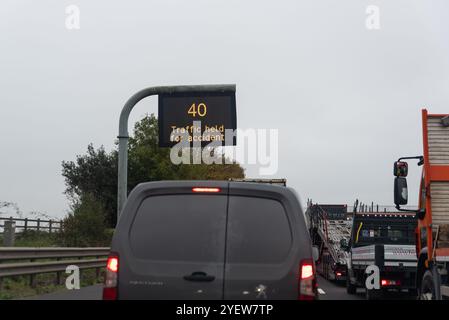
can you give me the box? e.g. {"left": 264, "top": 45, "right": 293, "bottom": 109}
{"left": 103, "top": 181, "right": 317, "bottom": 300}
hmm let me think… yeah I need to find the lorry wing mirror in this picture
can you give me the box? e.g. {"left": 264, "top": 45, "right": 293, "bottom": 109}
{"left": 394, "top": 161, "right": 408, "bottom": 177}
{"left": 394, "top": 177, "right": 408, "bottom": 206}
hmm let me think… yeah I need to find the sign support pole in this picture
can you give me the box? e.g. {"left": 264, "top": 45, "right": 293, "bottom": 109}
{"left": 117, "top": 84, "right": 235, "bottom": 223}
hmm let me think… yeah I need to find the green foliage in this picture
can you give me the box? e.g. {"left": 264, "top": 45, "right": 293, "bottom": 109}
{"left": 0, "top": 269, "right": 104, "bottom": 300}
{"left": 61, "top": 113, "right": 245, "bottom": 228}
{"left": 127, "top": 114, "right": 185, "bottom": 188}
{"left": 62, "top": 144, "right": 117, "bottom": 227}
{"left": 58, "top": 194, "right": 111, "bottom": 247}
{"left": 14, "top": 231, "right": 58, "bottom": 247}
{"left": 0, "top": 276, "right": 61, "bottom": 300}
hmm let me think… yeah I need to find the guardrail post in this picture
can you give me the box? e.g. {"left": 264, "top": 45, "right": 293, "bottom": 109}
{"left": 37, "top": 219, "right": 40, "bottom": 232}
{"left": 55, "top": 258, "right": 62, "bottom": 285}
{"left": 56, "top": 271, "right": 62, "bottom": 285}
{"left": 30, "top": 275, "right": 36, "bottom": 288}
{"left": 3, "top": 220, "right": 16, "bottom": 247}
{"left": 24, "top": 218, "right": 28, "bottom": 232}
{"left": 49, "top": 220, "right": 52, "bottom": 233}
{"left": 78, "top": 256, "right": 83, "bottom": 283}
{"left": 95, "top": 256, "right": 101, "bottom": 279}
{"left": 29, "top": 259, "right": 36, "bottom": 288}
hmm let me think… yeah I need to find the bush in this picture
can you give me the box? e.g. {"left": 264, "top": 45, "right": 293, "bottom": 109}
{"left": 58, "top": 194, "right": 111, "bottom": 247}
{"left": 15, "top": 230, "right": 58, "bottom": 247}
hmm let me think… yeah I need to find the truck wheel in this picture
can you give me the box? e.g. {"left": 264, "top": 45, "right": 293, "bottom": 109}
{"left": 419, "top": 270, "right": 436, "bottom": 300}
{"left": 346, "top": 275, "right": 356, "bottom": 295}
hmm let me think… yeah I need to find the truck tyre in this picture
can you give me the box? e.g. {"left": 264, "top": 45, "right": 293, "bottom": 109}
{"left": 346, "top": 275, "right": 356, "bottom": 294}
{"left": 420, "top": 270, "right": 436, "bottom": 300}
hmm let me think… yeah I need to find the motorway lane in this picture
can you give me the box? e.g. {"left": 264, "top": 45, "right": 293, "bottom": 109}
{"left": 316, "top": 275, "right": 417, "bottom": 300}
{"left": 30, "top": 277, "right": 362, "bottom": 300}
{"left": 27, "top": 275, "right": 415, "bottom": 300}
{"left": 28, "top": 278, "right": 367, "bottom": 300}
{"left": 317, "top": 275, "right": 365, "bottom": 300}
{"left": 30, "top": 280, "right": 358, "bottom": 300}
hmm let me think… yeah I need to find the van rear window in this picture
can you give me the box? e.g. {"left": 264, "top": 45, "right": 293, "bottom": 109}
{"left": 226, "top": 196, "right": 292, "bottom": 264}
{"left": 129, "top": 194, "right": 227, "bottom": 262}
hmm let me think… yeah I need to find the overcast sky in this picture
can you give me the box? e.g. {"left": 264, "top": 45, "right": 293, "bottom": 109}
{"left": 1, "top": 0, "right": 448, "bottom": 219}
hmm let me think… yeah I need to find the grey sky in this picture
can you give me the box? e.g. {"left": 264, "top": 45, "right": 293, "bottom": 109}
{"left": 1, "top": 1, "right": 448, "bottom": 218}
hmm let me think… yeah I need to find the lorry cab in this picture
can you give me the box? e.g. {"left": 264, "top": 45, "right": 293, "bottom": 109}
{"left": 346, "top": 211, "right": 418, "bottom": 298}
{"left": 393, "top": 109, "right": 449, "bottom": 300}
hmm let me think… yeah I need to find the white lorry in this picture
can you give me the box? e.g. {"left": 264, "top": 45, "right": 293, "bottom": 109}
{"left": 345, "top": 211, "right": 418, "bottom": 299}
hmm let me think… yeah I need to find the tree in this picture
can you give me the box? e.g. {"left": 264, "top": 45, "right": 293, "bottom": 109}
{"left": 58, "top": 194, "right": 111, "bottom": 247}
{"left": 62, "top": 144, "right": 117, "bottom": 227}
{"left": 62, "top": 114, "right": 245, "bottom": 227}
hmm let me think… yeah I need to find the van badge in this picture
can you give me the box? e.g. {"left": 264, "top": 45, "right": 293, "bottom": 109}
{"left": 255, "top": 284, "right": 267, "bottom": 299}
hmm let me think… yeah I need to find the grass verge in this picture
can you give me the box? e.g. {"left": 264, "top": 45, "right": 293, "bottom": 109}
{"left": 0, "top": 268, "right": 105, "bottom": 300}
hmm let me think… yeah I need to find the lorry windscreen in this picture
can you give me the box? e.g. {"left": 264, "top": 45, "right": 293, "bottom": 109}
{"left": 353, "top": 219, "right": 416, "bottom": 247}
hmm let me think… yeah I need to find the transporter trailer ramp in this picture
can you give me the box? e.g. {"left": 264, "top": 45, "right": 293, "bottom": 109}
{"left": 306, "top": 203, "right": 351, "bottom": 281}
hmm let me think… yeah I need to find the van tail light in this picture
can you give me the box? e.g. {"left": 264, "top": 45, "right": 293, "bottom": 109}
{"left": 298, "top": 259, "right": 317, "bottom": 300}
{"left": 103, "top": 253, "right": 119, "bottom": 300}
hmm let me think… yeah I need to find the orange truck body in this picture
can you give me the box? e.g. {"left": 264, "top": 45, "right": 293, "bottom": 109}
{"left": 416, "top": 109, "right": 449, "bottom": 263}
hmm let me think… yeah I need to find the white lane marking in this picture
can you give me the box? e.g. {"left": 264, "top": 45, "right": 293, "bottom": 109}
{"left": 318, "top": 288, "right": 326, "bottom": 295}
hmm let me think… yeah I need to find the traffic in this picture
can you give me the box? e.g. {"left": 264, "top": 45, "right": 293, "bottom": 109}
{"left": 1, "top": 3, "right": 449, "bottom": 317}
{"left": 102, "top": 110, "right": 449, "bottom": 300}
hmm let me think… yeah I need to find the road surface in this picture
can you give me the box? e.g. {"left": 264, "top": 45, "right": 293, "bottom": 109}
{"left": 316, "top": 275, "right": 416, "bottom": 300}
{"left": 26, "top": 284, "right": 103, "bottom": 300}
{"left": 28, "top": 276, "right": 359, "bottom": 300}
{"left": 316, "top": 275, "right": 365, "bottom": 300}
{"left": 27, "top": 275, "right": 415, "bottom": 300}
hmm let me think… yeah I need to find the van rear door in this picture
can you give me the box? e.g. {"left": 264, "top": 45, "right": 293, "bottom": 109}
{"left": 223, "top": 183, "right": 303, "bottom": 299}
{"left": 117, "top": 182, "right": 228, "bottom": 299}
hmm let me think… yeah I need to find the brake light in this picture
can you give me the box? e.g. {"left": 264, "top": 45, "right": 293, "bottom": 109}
{"left": 299, "top": 259, "right": 316, "bottom": 300}
{"left": 192, "top": 187, "right": 221, "bottom": 193}
{"left": 381, "top": 279, "right": 400, "bottom": 286}
{"left": 107, "top": 257, "right": 118, "bottom": 272}
{"left": 336, "top": 272, "right": 342, "bottom": 277}
{"left": 301, "top": 264, "right": 314, "bottom": 279}
{"left": 103, "top": 253, "right": 119, "bottom": 300}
